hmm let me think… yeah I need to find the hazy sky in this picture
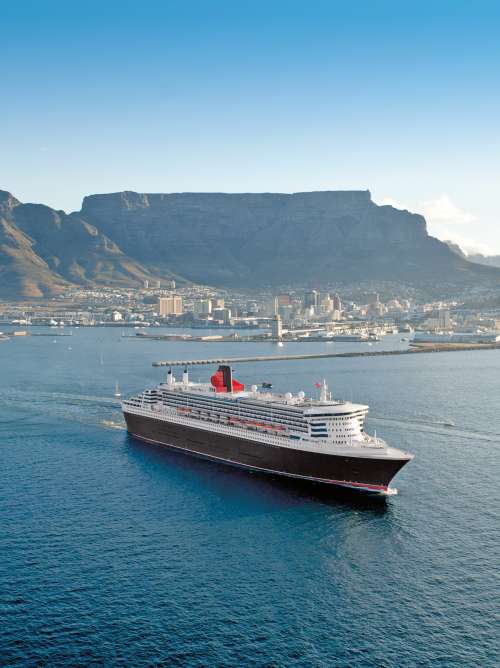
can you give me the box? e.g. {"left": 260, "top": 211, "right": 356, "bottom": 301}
{"left": 2, "top": 0, "right": 500, "bottom": 254}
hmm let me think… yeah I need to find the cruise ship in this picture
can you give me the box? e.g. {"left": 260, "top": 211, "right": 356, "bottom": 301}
{"left": 122, "top": 364, "right": 413, "bottom": 494}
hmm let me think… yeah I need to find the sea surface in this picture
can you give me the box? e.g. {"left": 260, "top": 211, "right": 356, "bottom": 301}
{"left": 1, "top": 328, "right": 499, "bottom": 667}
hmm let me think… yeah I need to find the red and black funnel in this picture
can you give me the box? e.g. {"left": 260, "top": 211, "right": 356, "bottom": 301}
{"left": 210, "top": 365, "right": 244, "bottom": 393}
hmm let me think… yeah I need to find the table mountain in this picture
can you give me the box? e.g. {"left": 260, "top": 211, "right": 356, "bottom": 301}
{"left": 81, "top": 190, "right": 499, "bottom": 288}
{"left": 1, "top": 188, "right": 499, "bottom": 298}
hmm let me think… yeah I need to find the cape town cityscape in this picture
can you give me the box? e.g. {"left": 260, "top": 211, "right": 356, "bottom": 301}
{"left": 1, "top": 2, "right": 499, "bottom": 667}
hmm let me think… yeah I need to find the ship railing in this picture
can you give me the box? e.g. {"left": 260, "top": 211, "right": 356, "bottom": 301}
{"left": 160, "top": 407, "right": 295, "bottom": 447}
{"left": 128, "top": 402, "right": 316, "bottom": 449}
{"left": 360, "top": 435, "right": 386, "bottom": 449}
{"left": 128, "top": 402, "right": 387, "bottom": 454}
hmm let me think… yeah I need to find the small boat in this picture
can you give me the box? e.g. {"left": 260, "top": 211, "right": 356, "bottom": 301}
{"left": 261, "top": 382, "right": 273, "bottom": 389}
{"left": 114, "top": 382, "right": 121, "bottom": 398}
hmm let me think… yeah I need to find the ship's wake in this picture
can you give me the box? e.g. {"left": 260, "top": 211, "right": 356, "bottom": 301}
{"left": 0, "top": 388, "right": 125, "bottom": 431}
{"left": 369, "top": 415, "right": 499, "bottom": 443}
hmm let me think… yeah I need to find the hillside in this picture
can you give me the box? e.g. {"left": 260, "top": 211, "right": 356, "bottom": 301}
{"left": 445, "top": 240, "right": 500, "bottom": 270}
{"left": 0, "top": 190, "right": 156, "bottom": 298}
{"left": 468, "top": 253, "right": 500, "bottom": 269}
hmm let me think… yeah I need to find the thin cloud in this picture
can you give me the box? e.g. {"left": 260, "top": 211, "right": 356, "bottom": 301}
{"left": 420, "top": 194, "right": 476, "bottom": 227}
{"left": 419, "top": 194, "right": 491, "bottom": 255}
{"left": 377, "top": 197, "right": 409, "bottom": 211}
{"left": 440, "top": 232, "right": 493, "bottom": 257}
{"left": 376, "top": 193, "right": 494, "bottom": 256}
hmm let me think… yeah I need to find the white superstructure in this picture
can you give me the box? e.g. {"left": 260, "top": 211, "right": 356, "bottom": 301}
{"left": 122, "top": 369, "right": 405, "bottom": 459}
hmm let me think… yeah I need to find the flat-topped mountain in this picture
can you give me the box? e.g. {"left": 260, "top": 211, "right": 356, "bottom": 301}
{"left": 1, "top": 188, "right": 499, "bottom": 297}
{"left": 80, "top": 190, "right": 498, "bottom": 288}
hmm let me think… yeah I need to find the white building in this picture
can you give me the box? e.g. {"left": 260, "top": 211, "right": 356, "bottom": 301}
{"left": 194, "top": 299, "right": 213, "bottom": 315}
{"left": 271, "top": 314, "right": 283, "bottom": 339}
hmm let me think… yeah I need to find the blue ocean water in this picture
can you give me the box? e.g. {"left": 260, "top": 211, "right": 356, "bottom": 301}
{"left": 0, "top": 329, "right": 499, "bottom": 667}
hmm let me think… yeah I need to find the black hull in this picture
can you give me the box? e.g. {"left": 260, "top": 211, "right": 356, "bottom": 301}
{"left": 123, "top": 412, "right": 411, "bottom": 493}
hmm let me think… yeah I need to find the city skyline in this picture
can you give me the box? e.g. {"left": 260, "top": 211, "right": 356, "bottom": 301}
{"left": 2, "top": 1, "right": 500, "bottom": 254}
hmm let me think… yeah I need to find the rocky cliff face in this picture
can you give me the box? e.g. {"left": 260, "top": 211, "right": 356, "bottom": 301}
{"left": 1, "top": 188, "right": 498, "bottom": 298}
{"left": 80, "top": 190, "right": 489, "bottom": 287}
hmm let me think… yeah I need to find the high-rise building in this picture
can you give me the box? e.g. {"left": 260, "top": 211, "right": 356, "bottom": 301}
{"left": 194, "top": 299, "right": 212, "bottom": 315}
{"left": 304, "top": 290, "right": 319, "bottom": 310}
{"left": 212, "top": 308, "right": 231, "bottom": 324}
{"left": 261, "top": 299, "right": 277, "bottom": 317}
{"left": 333, "top": 293, "right": 342, "bottom": 312}
{"left": 278, "top": 305, "right": 293, "bottom": 323}
{"left": 277, "top": 293, "right": 292, "bottom": 307}
{"left": 438, "top": 309, "right": 451, "bottom": 329}
{"left": 274, "top": 294, "right": 292, "bottom": 315}
{"left": 321, "top": 293, "right": 334, "bottom": 313}
{"left": 158, "top": 296, "right": 183, "bottom": 316}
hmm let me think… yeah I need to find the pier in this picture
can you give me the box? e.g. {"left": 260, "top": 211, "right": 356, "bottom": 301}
{"left": 152, "top": 343, "right": 500, "bottom": 367}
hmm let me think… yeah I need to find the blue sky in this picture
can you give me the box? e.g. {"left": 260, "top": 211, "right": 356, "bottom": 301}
{"left": 2, "top": 0, "right": 500, "bottom": 253}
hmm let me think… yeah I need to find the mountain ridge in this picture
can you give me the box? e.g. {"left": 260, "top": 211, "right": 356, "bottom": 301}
{"left": 445, "top": 240, "right": 500, "bottom": 269}
{"left": 467, "top": 253, "right": 500, "bottom": 269}
{"left": 0, "top": 189, "right": 158, "bottom": 298}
